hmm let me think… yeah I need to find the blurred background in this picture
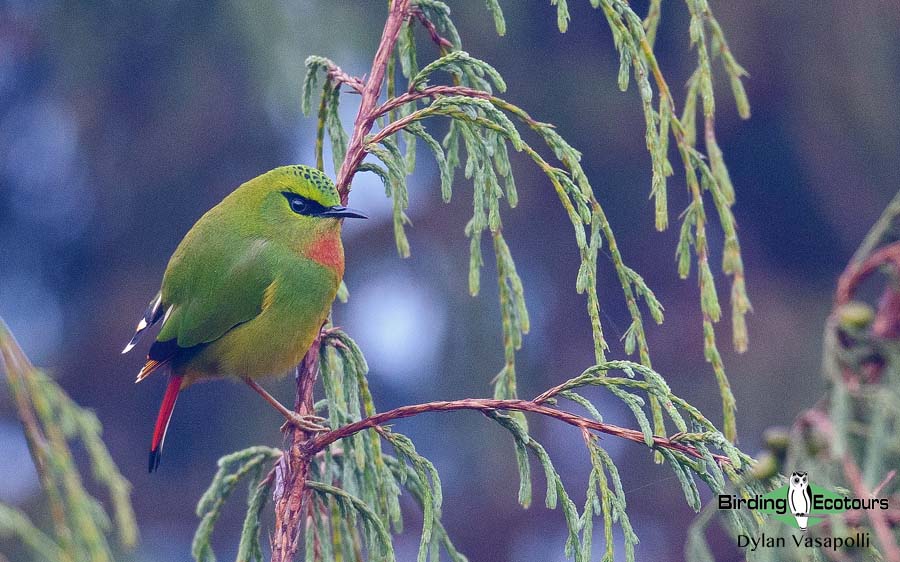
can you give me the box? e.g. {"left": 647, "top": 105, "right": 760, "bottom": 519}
{"left": 1, "top": 1, "right": 898, "bottom": 561}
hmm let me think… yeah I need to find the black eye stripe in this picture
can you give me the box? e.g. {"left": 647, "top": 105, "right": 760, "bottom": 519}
{"left": 282, "top": 192, "right": 328, "bottom": 216}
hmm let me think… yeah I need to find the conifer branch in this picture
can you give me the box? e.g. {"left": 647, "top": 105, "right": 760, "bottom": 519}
{"left": 335, "top": 0, "right": 411, "bottom": 201}
{"left": 373, "top": 85, "right": 493, "bottom": 117}
{"left": 0, "top": 319, "right": 137, "bottom": 562}
{"left": 835, "top": 242, "right": 900, "bottom": 308}
{"left": 271, "top": 334, "right": 324, "bottom": 562}
{"left": 799, "top": 411, "right": 900, "bottom": 562}
{"left": 304, "top": 398, "right": 734, "bottom": 465}
{"left": 689, "top": 189, "right": 900, "bottom": 560}
{"left": 323, "top": 64, "right": 364, "bottom": 95}
{"left": 264, "top": 3, "right": 760, "bottom": 561}
{"left": 410, "top": 5, "right": 453, "bottom": 51}
{"left": 279, "top": 1, "right": 417, "bottom": 547}
{"left": 825, "top": 217, "right": 900, "bottom": 562}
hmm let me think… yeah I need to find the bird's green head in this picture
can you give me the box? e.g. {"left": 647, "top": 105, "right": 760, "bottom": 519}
{"left": 225, "top": 165, "right": 366, "bottom": 258}
{"left": 259, "top": 165, "right": 367, "bottom": 222}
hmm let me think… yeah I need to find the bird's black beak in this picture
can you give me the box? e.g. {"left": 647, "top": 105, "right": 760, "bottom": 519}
{"left": 320, "top": 205, "right": 368, "bottom": 219}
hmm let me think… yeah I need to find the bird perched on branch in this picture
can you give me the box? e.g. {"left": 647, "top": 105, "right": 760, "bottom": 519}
{"left": 122, "top": 165, "right": 366, "bottom": 472}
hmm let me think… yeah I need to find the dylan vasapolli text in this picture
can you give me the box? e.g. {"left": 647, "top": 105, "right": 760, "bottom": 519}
{"left": 737, "top": 532, "right": 871, "bottom": 553}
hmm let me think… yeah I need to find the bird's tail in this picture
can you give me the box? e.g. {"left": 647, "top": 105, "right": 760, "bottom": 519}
{"left": 149, "top": 374, "right": 183, "bottom": 473}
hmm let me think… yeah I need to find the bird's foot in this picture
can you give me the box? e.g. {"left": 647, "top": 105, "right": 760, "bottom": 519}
{"left": 281, "top": 414, "right": 329, "bottom": 434}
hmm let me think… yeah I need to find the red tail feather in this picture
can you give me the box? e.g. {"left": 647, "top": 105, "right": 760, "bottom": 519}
{"left": 149, "top": 375, "right": 183, "bottom": 473}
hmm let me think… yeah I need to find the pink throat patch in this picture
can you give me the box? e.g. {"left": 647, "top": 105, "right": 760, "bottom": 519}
{"left": 304, "top": 234, "right": 344, "bottom": 274}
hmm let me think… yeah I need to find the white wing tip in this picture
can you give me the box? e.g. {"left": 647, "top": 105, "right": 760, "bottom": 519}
{"left": 122, "top": 341, "right": 137, "bottom": 354}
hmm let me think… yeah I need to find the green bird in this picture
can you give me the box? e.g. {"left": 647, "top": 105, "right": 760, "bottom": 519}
{"left": 122, "top": 165, "right": 366, "bottom": 472}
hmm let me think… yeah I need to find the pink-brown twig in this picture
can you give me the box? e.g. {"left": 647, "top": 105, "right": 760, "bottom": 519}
{"left": 373, "top": 85, "right": 492, "bottom": 118}
{"left": 324, "top": 62, "right": 364, "bottom": 94}
{"left": 304, "top": 398, "right": 734, "bottom": 465}
{"left": 335, "top": 0, "right": 411, "bottom": 202}
{"left": 271, "top": 334, "right": 323, "bottom": 562}
{"left": 835, "top": 242, "right": 900, "bottom": 307}
{"left": 272, "top": 3, "right": 412, "bottom": 559}
{"left": 842, "top": 457, "right": 900, "bottom": 562}
{"left": 411, "top": 6, "right": 453, "bottom": 51}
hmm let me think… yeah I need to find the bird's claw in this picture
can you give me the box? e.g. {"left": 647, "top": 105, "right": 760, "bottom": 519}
{"left": 281, "top": 414, "right": 329, "bottom": 433}
{"left": 320, "top": 326, "right": 349, "bottom": 349}
{"left": 321, "top": 325, "right": 342, "bottom": 336}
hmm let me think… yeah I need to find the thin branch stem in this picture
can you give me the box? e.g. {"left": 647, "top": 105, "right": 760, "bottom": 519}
{"left": 366, "top": 87, "right": 544, "bottom": 151}
{"left": 335, "top": 0, "right": 411, "bottom": 202}
{"left": 323, "top": 63, "right": 364, "bottom": 95}
{"left": 842, "top": 456, "right": 900, "bottom": 562}
{"left": 271, "top": 335, "right": 324, "bottom": 562}
{"left": 849, "top": 189, "right": 900, "bottom": 266}
{"left": 304, "top": 398, "right": 733, "bottom": 465}
{"left": 835, "top": 242, "right": 900, "bottom": 307}
{"left": 411, "top": 6, "right": 453, "bottom": 51}
{"left": 872, "top": 470, "right": 897, "bottom": 499}
{"left": 373, "top": 85, "right": 492, "bottom": 118}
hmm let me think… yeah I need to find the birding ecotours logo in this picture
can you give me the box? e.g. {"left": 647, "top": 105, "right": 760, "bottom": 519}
{"left": 787, "top": 471, "right": 812, "bottom": 530}
{"left": 718, "top": 471, "right": 889, "bottom": 530}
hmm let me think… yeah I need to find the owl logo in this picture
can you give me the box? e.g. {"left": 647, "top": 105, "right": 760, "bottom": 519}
{"left": 788, "top": 471, "right": 812, "bottom": 531}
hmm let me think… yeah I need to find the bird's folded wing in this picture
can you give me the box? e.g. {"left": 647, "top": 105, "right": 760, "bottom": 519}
{"left": 156, "top": 229, "right": 277, "bottom": 349}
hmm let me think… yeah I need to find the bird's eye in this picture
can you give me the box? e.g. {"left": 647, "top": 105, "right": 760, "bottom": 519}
{"left": 282, "top": 192, "right": 328, "bottom": 217}
{"left": 290, "top": 197, "right": 309, "bottom": 215}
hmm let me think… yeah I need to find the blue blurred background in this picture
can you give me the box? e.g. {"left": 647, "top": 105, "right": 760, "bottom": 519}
{"left": 1, "top": 1, "right": 898, "bottom": 561}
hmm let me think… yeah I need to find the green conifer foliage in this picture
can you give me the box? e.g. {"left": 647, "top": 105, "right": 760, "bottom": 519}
{"left": 199, "top": 3, "right": 760, "bottom": 562}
